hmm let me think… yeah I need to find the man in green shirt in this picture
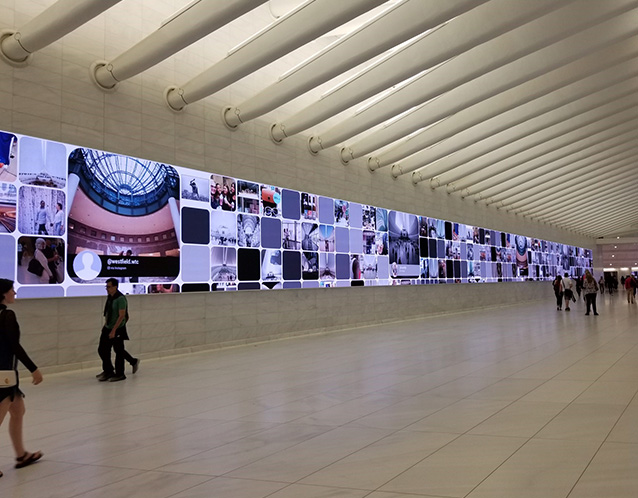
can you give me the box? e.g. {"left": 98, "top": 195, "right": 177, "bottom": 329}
{"left": 96, "top": 278, "right": 139, "bottom": 382}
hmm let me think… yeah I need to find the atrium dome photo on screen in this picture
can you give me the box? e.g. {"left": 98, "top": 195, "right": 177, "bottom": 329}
{"left": 66, "top": 148, "right": 180, "bottom": 284}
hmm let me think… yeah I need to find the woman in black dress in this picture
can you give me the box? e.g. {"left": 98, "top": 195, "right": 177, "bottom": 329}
{"left": 0, "top": 279, "right": 43, "bottom": 478}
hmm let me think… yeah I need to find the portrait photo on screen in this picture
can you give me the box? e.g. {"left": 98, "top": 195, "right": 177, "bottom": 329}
{"left": 0, "top": 183, "right": 17, "bottom": 233}
{"left": 211, "top": 246, "right": 237, "bottom": 281}
{"left": 261, "top": 249, "right": 282, "bottom": 281}
{"left": 362, "top": 205, "right": 376, "bottom": 231}
{"left": 388, "top": 211, "right": 420, "bottom": 277}
{"left": 18, "top": 185, "right": 66, "bottom": 236}
{"left": 182, "top": 174, "right": 210, "bottom": 203}
{"left": 261, "top": 185, "right": 282, "bottom": 218}
{"left": 302, "top": 251, "right": 318, "bottom": 280}
{"left": 236, "top": 180, "right": 259, "bottom": 214}
{"left": 301, "top": 222, "right": 319, "bottom": 251}
{"left": 319, "top": 224, "right": 335, "bottom": 252}
{"left": 237, "top": 214, "right": 260, "bottom": 247}
{"left": 17, "top": 236, "right": 65, "bottom": 285}
{"left": 66, "top": 148, "right": 180, "bottom": 284}
{"left": 282, "top": 220, "right": 302, "bottom": 250}
{"left": 211, "top": 210, "right": 237, "bottom": 246}
{"left": 420, "top": 258, "right": 429, "bottom": 279}
{"left": 351, "top": 254, "right": 361, "bottom": 279}
{"left": 376, "top": 231, "right": 388, "bottom": 255}
{"left": 0, "top": 131, "right": 18, "bottom": 182}
{"left": 301, "top": 192, "right": 318, "bottom": 220}
{"left": 419, "top": 217, "right": 429, "bottom": 237}
{"left": 515, "top": 234, "right": 529, "bottom": 274}
{"left": 319, "top": 252, "right": 336, "bottom": 280}
{"left": 333, "top": 199, "right": 349, "bottom": 227}
{"left": 362, "top": 230, "right": 375, "bottom": 255}
{"left": 210, "top": 174, "right": 236, "bottom": 211}
{"left": 18, "top": 136, "right": 67, "bottom": 188}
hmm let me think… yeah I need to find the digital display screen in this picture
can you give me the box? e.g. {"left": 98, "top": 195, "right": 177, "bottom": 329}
{"left": 0, "top": 129, "right": 593, "bottom": 297}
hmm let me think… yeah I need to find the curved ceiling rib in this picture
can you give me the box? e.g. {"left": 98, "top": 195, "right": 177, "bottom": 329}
{"left": 90, "top": 0, "right": 267, "bottom": 91}
{"left": 505, "top": 159, "right": 638, "bottom": 216}
{"left": 534, "top": 180, "right": 638, "bottom": 225}
{"left": 411, "top": 33, "right": 638, "bottom": 187}
{"left": 526, "top": 166, "right": 638, "bottom": 219}
{"left": 470, "top": 97, "right": 638, "bottom": 202}
{"left": 569, "top": 207, "right": 638, "bottom": 236}
{"left": 372, "top": 60, "right": 638, "bottom": 174}
{"left": 501, "top": 146, "right": 638, "bottom": 211}
{"left": 451, "top": 113, "right": 638, "bottom": 198}
{"left": 342, "top": 0, "right": 604, "bottom": 163}
{"left": 447, "top": 101, "right": 638, "bottom": 197}
{"left": 266, "top": 0, "right": 551, "bottom": 142}
{"left": 307, "top": 1, "right": 638, "bottom": 156}
{"left": 491, "top": 133, "right": 638, "bottom": 211}
{"left": 223, "top": 0, "right": 490, "bottom": 130}
{"left": 0, "top": 0, "right": 121, "bottom": 66}
{"left": 164, "top": 0, "right": 385, "bottom": 111}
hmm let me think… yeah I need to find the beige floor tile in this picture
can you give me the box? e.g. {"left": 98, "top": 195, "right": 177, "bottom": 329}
{"left": 573, "top": 380, "right": 638, "bottom": 405}
{"left": 225, "top": 426, "right": 393, "bottom": 482}
{"left": 465, "top": 439, "right": 600, "bottom": 498}
{"left": 404, "top": 398, "right": 512, "bottom": 433}
{"left": 535, "top": 403, "right": 625, "bottom": 442}
{"left": 468, "top": 377, "right": 546, "bottom": 401}
{"left": 519, "top": 379, "right": 593, "bottom": 403}
{"left": 346, "top": 394, "right": 459, "bottom": 430}
{"left": 469, "top": 400, "right": 567, "bottom": 437}
{"left": 606, "top": 401, "right": 638, "bottom": 443}
{"left": 168, "top": 476, "right": 289, "bottom": 498}
{"left": 569, "top": 442, "right": 638, "bottom": 498}
{"left": 267, "top": 483, "right": 371, "bottom": 497}
{"left": 380, "top": 434, "right": 527, "bottom": 497}
{"left": 299, "top": 431, "right": 457, "bottom": 489}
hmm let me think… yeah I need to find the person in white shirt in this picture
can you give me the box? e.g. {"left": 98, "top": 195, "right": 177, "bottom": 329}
{"left": 563, "top": 272, "right": 575, "bottom": 311}
{"left": 52, "top": 203, "right": 64, "bottom": 236}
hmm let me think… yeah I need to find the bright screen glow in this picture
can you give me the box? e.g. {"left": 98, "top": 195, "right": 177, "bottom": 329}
{"left": 0, "top": 129, "right": 593, "bottom": 297}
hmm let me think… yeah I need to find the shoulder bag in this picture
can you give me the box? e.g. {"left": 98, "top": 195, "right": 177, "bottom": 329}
{"left": 0, "top": 370, "right": 17, "bottom": 388}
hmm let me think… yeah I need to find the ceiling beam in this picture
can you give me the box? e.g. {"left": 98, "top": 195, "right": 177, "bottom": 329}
{"left": 164, "top": 0, "right": 385, "bottom": 111}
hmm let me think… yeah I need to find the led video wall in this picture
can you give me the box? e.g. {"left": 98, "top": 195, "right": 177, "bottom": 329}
{"left": 0, "top": 129, "right": 593, "bottom": 298}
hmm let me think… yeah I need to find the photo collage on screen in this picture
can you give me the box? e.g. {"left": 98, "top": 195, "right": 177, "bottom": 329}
{"left": 0, "top": 129, "right": 593, "bottom": 297}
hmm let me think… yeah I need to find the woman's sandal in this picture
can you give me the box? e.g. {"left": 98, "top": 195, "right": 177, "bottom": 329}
{"left": 15, "top": 451, "right": 42, "bottom": 469}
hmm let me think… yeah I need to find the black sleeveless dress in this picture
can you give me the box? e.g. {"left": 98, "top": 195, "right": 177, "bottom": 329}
{"left": 0, "top": 305, "right": 38, "bottom": 403}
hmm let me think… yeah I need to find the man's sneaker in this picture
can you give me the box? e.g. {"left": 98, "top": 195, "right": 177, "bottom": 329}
{"left": 132, "top": 359, "right": 140, "bottom": 374}
{"left": 97, "top": 373, "right": 113, "bottom": 382}
{"left": 109, "top": 374, "right": 126, "bottom": 382}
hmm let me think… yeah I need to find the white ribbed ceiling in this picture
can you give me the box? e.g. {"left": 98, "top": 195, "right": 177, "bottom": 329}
{"left": 3, "top": 0, "right": 638, "bottom": 239}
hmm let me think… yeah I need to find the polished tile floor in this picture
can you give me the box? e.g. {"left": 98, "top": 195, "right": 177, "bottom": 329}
{"left": 1, "top": 291, "right": 638, "bottom": 497}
